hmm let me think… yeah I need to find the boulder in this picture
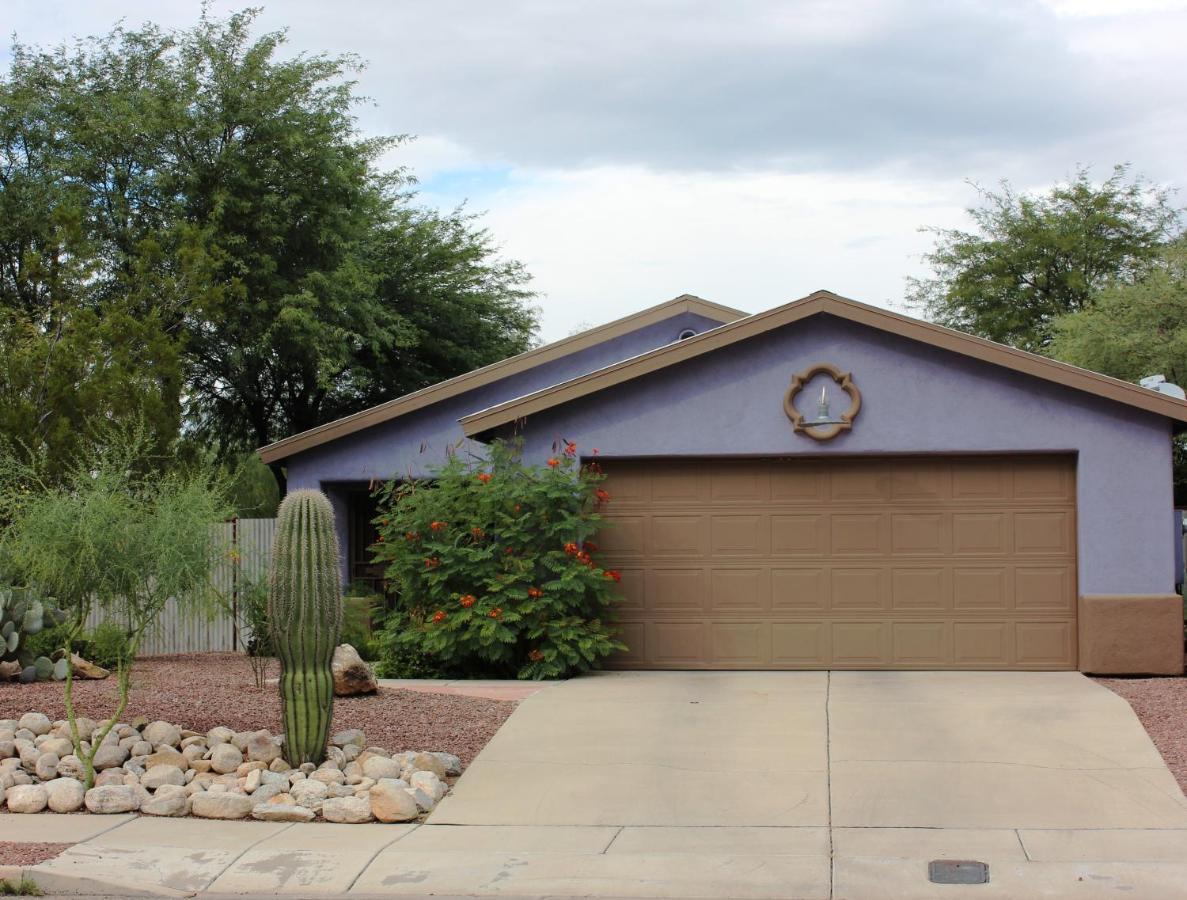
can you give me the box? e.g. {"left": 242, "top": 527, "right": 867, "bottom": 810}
{"left": 92, "top": 743, "right": 129, "bottom": 770}
{"left": 191, "top": 791, "right": 253, "bottom": 820}
{"left": 142, "top": 721, "right": 181, "bottom": 748}
{"left": 94, "top": 768, "right": 126, "bottom": 787}
{"left": 289, "top": 779, "right": 328, "bottom": 809}
{"left": 85, "top": 784, "right": 138, "bottom": 814}
{"left": 409, "top": 752, "right": 447, "bottom": 780}
{"left": 6, "top": 784, "right": 47, "bottom": 813}
{"left": 310, "top": 767, "right": 346, "bottom": 786}
{"left": 252, "top": 802, "right": 314, "bottom": 823}
{"left": 140, "top": 792, "right": 188, "bottom": 817}
{"left": 56, "top": 754, "right": 84, "bottom": 780}
{"left": 431, "top": 752, "right": 463, "bottom": 777}
{"left": 409, "top": 770, "right": 447, "bottom": 802}
{"left": 332, "top": 729, "right": 366, "bottom": 749}
{"left": 34, "top": 751, "right": 59, "bottom": 781}
{"left": 246, "top": 733, "right": 280, "bottom": 764}
{"left": 18, "top": 713, "right": 51, "bottom": 736}
{"left": 362, "top": 756, "right": 402, "bottom": 781}
{"left": 321, "top": 795, "right": 374, "bottom": 823}
{"left": 0, "top": 661, "right": 21, "bottom": 681}
{"left": 146, "top": 747, "right": 187, "bottom": 770}
{"left": 332, "top": 644, "right": 378, "bottom": 696}
{"left": 141, "top": 764, "right": 185, "bottom": 790}
{"left": 369, "top": 779, "right": 419, "bottom": 822}
{"left": 210, "top": 743, "right": 243, "bottom": 774}
{"left": 405, "top": 786, "right": 436, "bottom": 812}
{"left": 39, "top": 737, "right": 74, "bottom": 758}
{"left": 44, "top": 777, "right": 85, "bottom": 813}
{"left": 70, "top": 654, "right": 110, "bottom": 679}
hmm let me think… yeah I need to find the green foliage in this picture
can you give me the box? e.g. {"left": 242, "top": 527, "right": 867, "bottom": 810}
{"left": 0, "top": 428, "right": 231, "bottom": 787}
{"left": 86, "top": 622, "right": 131, "bottom": 672}
{"left": 0, "top": 586, "right": 67, "bottom": 677}
{"left": 342, "top": 588, "right": 381, "bottom": 661}
{"left": 371, "top": 623, "right": 449, "bottom": 679}
{"left": 372, "top": 440, "right": 626, "bottom": 680}
{"left": 1048, "top": 240, "right": 1187, "bottom": 495}
{"left": 0, "top": 875, "right": 43, "bottom": 896}
{"left": 0, "top": 9, "right": 537, "bottom": 462}
{"left": 268, "top": 490, "right": 342, "bottom": 766}
{"left": 225, "top": 454, "right": 281, "bottom": 519}
{"left": 908, "top": 165, "right": 1182, "bottom": 352}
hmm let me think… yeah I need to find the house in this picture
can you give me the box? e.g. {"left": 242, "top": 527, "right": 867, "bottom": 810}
{"left": 259, "top": 290, "right": 1187, "bottom": 676}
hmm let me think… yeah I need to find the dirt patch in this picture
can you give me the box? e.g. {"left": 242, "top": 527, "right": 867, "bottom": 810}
{"left": 0, "top": 653, "right": 515, "bottom": 767}
{"left": 1095, "top": 675, "right": 1187, "bottom": 792}
{"left": 0, "top": 841, "right": 71, "bottom": 866}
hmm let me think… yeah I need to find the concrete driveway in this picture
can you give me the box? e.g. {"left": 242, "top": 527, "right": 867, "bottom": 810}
{"left": 412, "top": 669, "right": 1187, "bottom": 898}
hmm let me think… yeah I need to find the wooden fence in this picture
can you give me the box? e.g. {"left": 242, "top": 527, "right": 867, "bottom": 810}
{"left": 85, "top": 518, "right": 275, "bottom": 657}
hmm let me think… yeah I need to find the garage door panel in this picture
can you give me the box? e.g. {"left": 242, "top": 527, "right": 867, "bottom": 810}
{"left": 599, "top": 455, "right": 1076, "bottom": 670}
{"left": 651, "top": 569, "right": 706, "bottom": 611}
{"left": 771, "top": 568, "right": 828, "bottom": 610}
{"left": 771, "top": 514, "right": 828, "bottom": 555}
{"left": 710, "top": 567, "right": 770, "bottom": 612}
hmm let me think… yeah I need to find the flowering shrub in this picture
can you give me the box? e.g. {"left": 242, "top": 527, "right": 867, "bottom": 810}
{"left": 370, "top": 440, "right": 625, "bottom": 679}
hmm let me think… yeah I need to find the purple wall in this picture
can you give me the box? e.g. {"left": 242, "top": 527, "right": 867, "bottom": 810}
{"left": 283, "top": 310, "right": 729, "bottom": 582}
{"left": 502, "top": 314, "right": 1175, "bottom": 597}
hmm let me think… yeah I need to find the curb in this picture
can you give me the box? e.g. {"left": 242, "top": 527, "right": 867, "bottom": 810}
{"left": 25, "top": 864, "right": 194, "bottom": 897}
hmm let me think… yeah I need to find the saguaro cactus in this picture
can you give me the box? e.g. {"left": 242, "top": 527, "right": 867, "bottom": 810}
{"left": 268, "top": 490, "right": 343, "bottom": 766}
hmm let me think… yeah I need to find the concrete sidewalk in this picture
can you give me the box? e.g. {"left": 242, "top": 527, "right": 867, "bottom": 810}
{"left": 6, "top": 670, "right": 1187, "bottom": 898}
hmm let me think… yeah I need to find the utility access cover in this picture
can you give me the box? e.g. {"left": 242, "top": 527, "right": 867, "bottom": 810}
{"left": 928, "top": 860, "right": 990, "bottom": 885}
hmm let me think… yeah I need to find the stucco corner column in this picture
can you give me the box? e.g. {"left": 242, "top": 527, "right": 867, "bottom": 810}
{"left": 1078, "top": 594, "right": 1185, "bottom": 675}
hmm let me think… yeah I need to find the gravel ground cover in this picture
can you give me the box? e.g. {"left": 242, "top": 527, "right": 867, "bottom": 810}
{"left": 1095, "top": 675, "right": 1187, "bottom": 792}
{"left": 0, "top": 841, "right": 71, "bottom": 866}
{"left": 0, "top": 653, "right": 515, "bottom": 767}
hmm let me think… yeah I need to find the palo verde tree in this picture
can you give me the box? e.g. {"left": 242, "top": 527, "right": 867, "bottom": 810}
{"left": 0, "top": 430, "right": 230, "bottom": 788}
{"left": 908, "top": 165, "right": 1182, "bottom": 352}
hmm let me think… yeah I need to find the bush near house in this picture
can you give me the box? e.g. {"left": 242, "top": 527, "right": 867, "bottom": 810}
{"left": 371, "top": 440, "right": 625, "bottom": 679}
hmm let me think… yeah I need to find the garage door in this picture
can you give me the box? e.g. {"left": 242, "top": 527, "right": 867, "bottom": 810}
{"left": 596, "top": 456, "right": 1077, "bottom": 670}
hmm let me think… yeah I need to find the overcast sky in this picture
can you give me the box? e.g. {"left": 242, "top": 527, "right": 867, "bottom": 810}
{"left": 6, "top": 0, "right": 1186, "bottom": 340}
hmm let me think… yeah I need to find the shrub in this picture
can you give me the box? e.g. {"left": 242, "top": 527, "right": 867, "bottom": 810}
{"left": 371, "top": 439, "right": 625, "bottom": 679}
{"left": 87, "top": 621, "right": 131, "bottom": 671}
{"left": 342, "top": 586, "right": 381, "bottom": 659}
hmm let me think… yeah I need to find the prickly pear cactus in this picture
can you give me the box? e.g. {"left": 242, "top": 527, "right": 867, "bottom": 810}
{"left": 267, "top": 490, "right": 343, "bottom": 766}
{"left": 0, "top": 587, "right": 66, "bottom": 682}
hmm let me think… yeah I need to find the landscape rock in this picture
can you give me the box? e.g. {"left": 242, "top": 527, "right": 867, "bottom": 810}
{"left": 289, "top": 779, "right": 328, "bottom": 809}
{"left": 44, "top": 777, "right": 85, "bottom": 813}
{"left": 369, "top": 779, "right": 419, "bottom": 822}
{"left": 252, "top": 803, "right": 315, "bottom": 823}
{"left": 143, "top": 721, "right": 181, "bottom": 748}
{"left": 85, "top": 784, "right": 138, "bottom": 814}
{"left": 432, "top": 752, "right": 463, "bottom": 777}
{"left": 34, "top": 752, "right": 59, "bottom": 781}
{"left": 210, "top": 743, "right": 243, "bottom": 774}
{"left": 332, "top": 729, "right": 366, "bottom": 749}
{"left": 321, "top": 795, "right": 373, "bottom": 823}
{"left": 405, "top": 786, "right": 436, "bottom": 812}
{"left": 409, "top": 770, "right": 447, "bottom": 802}
{"left": 40, "top": 737, "right": 74, "bottom": 758}
{"left": 362, "top": 756, "right": 403, "bottom": 781}
{"left": 246, "top": 733, "right": 280, "bottom": 764}
{"left": 332, "top": 644, "right": 378, "bottom": 696}
{"left": 6, "top": 783, "right": 47, "bottom": 813}
{"left": 70, "top": 654, "right": 110, "bottom": 679}
{"left": 146, "top": 747, "right": 187, "bottom": 770}
{"left": 191, "top": 791, "right": 253, "bottom": 820}
{"left": 94, "top": 768, "right": 126, "bottom": 788}
{"left": 409, "top": 752, "right": 448, "bottom": 779}
{"left": 141, "top": 764, "right": 186, "bottom": 790}
{"left": 140, "top": 792, "right": 188, "bottom": 817}
{"left": 92, "top": 743, "right": 129, "bottom": 770}
{"left": 56, "top": 755, "right": 84, "bottom": 780}
{"left": 18, "top": 713, "right": 51, "bottom": 736}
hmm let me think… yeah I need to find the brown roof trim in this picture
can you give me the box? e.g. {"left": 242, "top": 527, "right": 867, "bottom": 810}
{"left": 461, "top": 289, "right": 1187, "bottom": 437}
{"left": 258, "top": 294, "right": 747, "bottom": 463}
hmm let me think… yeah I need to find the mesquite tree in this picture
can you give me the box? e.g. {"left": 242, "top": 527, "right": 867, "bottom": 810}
{"left": 268, "top": 490, "right": 342, "bottom": 766}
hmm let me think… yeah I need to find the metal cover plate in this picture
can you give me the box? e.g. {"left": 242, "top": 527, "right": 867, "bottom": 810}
{"left": 928, "top": 860, "right": 990, "bottom": 885}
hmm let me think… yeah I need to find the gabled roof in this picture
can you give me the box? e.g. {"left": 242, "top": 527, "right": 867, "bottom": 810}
{"left": 461, "top": 289, "right": 1187, "bottom": 438}
{"left": 258, "top": 294, "right": 746, "bottom": 463}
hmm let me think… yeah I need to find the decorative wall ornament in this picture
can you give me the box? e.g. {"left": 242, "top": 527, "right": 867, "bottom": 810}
{"left": 783, "top": 363, "right": 862, "bottom": 441}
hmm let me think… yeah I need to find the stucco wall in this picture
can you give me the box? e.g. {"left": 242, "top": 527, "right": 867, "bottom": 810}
{"left": 283, "top": 310, "right": 727, "bottom": 582}
{"left": 504, "top": 314, "right": 1175, "bottom": 597}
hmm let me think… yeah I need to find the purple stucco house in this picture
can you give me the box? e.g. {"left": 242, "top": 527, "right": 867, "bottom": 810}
{"left": 260, "top": 290, "right": 1187, "bottom": 675}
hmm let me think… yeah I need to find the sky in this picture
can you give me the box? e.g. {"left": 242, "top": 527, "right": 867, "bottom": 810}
{"left": 5, "top": 0, "right": 1186, "bottom": 341}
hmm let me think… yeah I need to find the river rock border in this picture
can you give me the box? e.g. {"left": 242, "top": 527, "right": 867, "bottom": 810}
{"left": 0, "top": 713, "right": 460, "bottom": 824}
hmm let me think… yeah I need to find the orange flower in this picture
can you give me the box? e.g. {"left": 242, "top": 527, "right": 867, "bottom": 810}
{"left": 459, "top": 594, "right": 476, "bottom": 608}
{"left": 381, "top": 518, "right": 390, "bottom": 526}
{"left": 477, "top": 472, "right": 492, "bottom": 483}
{"left": 595, "top": 488, "right": 611, "bottom": 503}
{"left": 430, "top": 521, "right": 448, "bottom": 531}
{"left": 564, "top": 441, "right": 577, "bottom": 457}
{"left": 563, "top": 542, "right": 578, "bottom": 555}
{"left": 547, "top": 457, "right": 560, "bottom": 468}
{"left": 584, "top": 541, "right": 599, "bottom": 552}
{"left": 376, "top": 535, "right": 385, "bottom": 542}
{"left": 424, "top": 557, "right": 440, "bottom": 569}
{"left": 529, "top": 649, "right": 544, "bottom": 662}
{"left": 489, "top": 607, "right": 502, "bottom": 618}
{"left": 592, "top": 448, "right": 600, "bottom": 455}
{"left": 431, "top": 610, "right": 447, "bottom": 623}
{"left": 576, "top": 550, "right": 591, "bottom": 565}
{"left": 471, "top": 526, "right": 485, "bottom": 539}
{"left": 514, "top": 504, "right": 521, "bottom": 513}
{"left": 527, "top": 587, "right": 543, "bottom": 599}
{"left": 404, "top": 531, "right": 420, "bottom": 541}
{"left": 604, "top": 569, "right": 622, "bottom": 583}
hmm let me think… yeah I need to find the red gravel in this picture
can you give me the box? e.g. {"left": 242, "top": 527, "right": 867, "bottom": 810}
{"left": 1095, "top": 675, "right": 1187, "bottom": 792}
{"left": 0, "top": 841, "right": 71, "bottom": 866}
{"left": 0, "top": 653, "right": 515, "bottom": 768}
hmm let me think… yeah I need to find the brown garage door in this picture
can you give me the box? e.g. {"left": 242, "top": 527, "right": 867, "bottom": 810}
{"left": 596, "top": 456, "right": 1077, "bottom": 670}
